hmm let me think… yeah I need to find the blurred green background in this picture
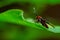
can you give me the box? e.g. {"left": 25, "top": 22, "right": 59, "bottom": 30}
{"left": 0, "top": 0, "right": 60, "bottom": 40}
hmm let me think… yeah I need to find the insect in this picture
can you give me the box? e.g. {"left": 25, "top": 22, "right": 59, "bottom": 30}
{"left": 33, "top": 7, "right": 54, "bottom": 28}
{"left": 36, "top": 16, "right": 48, "bottom": 28}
